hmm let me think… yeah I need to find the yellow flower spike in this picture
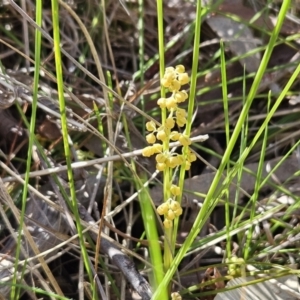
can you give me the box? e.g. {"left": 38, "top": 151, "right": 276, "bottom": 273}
{"left": 152, "top": 143, "right": 163, "bottom": 153}
{"left": 155, "top": 153, "right": 167, "bottom": 163}
{"left": 146, "top": 120, "right": 156, "bottom": 131}
{"left": 166, "top": 96, "right": 177, "bottom": 110}
{"left": 156, "top": 130, "right": 167, "bottom": 141}
{"left": 169, "top": 80, "right": 181, "bottom": 92}
{"left": 166, "top": 209, "right": 176, "bottom": 220}
{"left": 141, "top": 146, "right": 152, "bottom": 157}
{"left": 175, "top": 65, "right": 185, "bottom": 73}
{"left": 163, "top": 219, "right": 173, "bottom": 228}
{"left": 170, "top": 131, "right": 180, "bottom": 141}
{"left": 174, "top": 91, "right": 188, "bottom": 103}
{"left": 157, "top": 203, "right": 169, "bottom": 215}
{"left": 156, "top": 162, "right": 167, "bottom": 171}
{"left": 165, "top": 117, "right": 175, "bottom": 129}
{"left": 178, "top": 73, "right": 190, "bottom": 85}
{"left": 174, "top": 207, "right": 183, "bottom": 217}
{"left": 157, "top": 97, "right": 167, "bottom": 108}
{"left": 146, "top": 133, "right": 156, "bottom": 144}
{"left": 185, "top": 160, "right": 191, "bottom": 170}
{"left": 169, "top": 199, "right": 181, "bottom": 210}
{"left": 179, "top": 134, "right": 191, "bottom": 146}
{"left": 176, "top": 117, "right": 187, "bottom": 127}
{"left": 170, "top": 185, "right": 181, "bottom": 196}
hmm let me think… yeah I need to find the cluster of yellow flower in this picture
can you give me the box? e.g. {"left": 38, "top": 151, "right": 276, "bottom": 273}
{"left": 142, "top": 65, "right": 196, "bottom": 228}
{"left": 142, "top": 65, "right": 196, "bottom": 171}
{"left": 226, "top": 256, "right": 245, "bottom": 276}
{"left": 157, "top": 196, "right": 183, "bottom": 228}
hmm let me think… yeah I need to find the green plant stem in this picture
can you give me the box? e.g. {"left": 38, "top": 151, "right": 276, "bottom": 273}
{"left": 174, "top": 0, "right": 202, "bottom": 252}
{"left": 10, "top": 1, "right": 42, "bottom": 298}
{"left": 137, "top": 174, "right": 166, "bottom": 294}
{"left": 220, "top": 40, "right": 231, "bottom": 258}
{"left": 138, "top": 0, "right": 145, "bottom": 136}
{"left": 156, "top": 0, "right": 165, "bottom": 99}
{"left": 244, "top": 92, "right": 270, "bottom": 260}
{"left": 156, "top": 0, "right": 173, "bottom": 277}
{"left": 51, "top": 0, "right": 95, "bottom": 296}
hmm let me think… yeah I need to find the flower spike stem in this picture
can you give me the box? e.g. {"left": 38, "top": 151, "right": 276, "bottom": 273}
{"left": 142, "top": 66, "right": 206, "bottom": 287}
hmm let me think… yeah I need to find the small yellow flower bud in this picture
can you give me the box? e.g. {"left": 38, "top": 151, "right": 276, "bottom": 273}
{"left": 187, "top": 151, "right": 197, "bottom": 162}
{"left": 169, "top": 80, "right": 181, "bottom": 92}
{"left": 171, "top": 292, "right": 182, "bottom": 300}
{"left": 176, "top": 154, "right": 184, "bottom": 165}
{"left": 162, "top": 70, "right": 176, "bottom": 87}
{"left": 179, "top": 134, "right": 191, "bottom": 146}
{"left": 176, "top": 117, "right": 187, "bottom": 127}
{"left": 166, "top": 156, "right": 180, "bottom": 168}
{"left": 178, "top": 73, "right": 190, "bottom": 85}
{"left": 170, "top": 185, "right": 181, "bottom": 196}
{"left": 174, "top": 207, "right": 183, "bottom": 217}
{"left": 156, "top": 162, "right": 166, "bottom": 171}
{"left": 163, "top": 219, "right": 173, "bottom": 228}
{"left": 165, "top": 118, "right": 175, "bottom": 129}
{"left": 146, "top": 133, "right": 156, "bottom": 144}
{"left": 155, "top": 153, "right": 167, "bottom": 163}
{"left": 152, "top": 143, "right": 163, "bottom": 153}
{"left": 161, "top": 78, "right": 171, "bottom": 87}
{"left": 142, "top": 146, "right": 154, "bottom": 157}
{"left": 185, "top": 160, "right": 191, "bottom": 170}
{"left": 157, "top": 203, "right": 169, "bottom": 215}
{"left": 146, "top": 120, "right": 156, "bottom": 131}
{"left": 156, "top": 130, "right": 167, "bottom": 141}
{"left": 175, "top": 65, "right": 185, "bottom": 73}
{"left": 169, "top": 200, "right": 181, "bottom": 210}
{"left": 176, "top": 108, "right": 187, "bottom": 118}
{"left": 166, "top": 209, "right": 175, "bottom": 220}
{"left": 235, "top": 257, "right": 245, "bottom": 264}
{"left": 166, "top": 97, "right": 177, "bottom": 110}
{"left": 157, "top": 98, "right": 167, "bottom": 108}
{"left": 170, "top": 131, "right": 180, "bottom": 141}
{"left": 174, "top": 91, "right": 188, "bottom": 103}
{"left": 165, "top": 66, "right": 175, "bottom": 73}
{"left": 165, "top": 71, "right": 175, "bottom": 80}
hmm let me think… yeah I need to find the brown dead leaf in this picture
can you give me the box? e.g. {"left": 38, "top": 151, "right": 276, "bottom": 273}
{"left": 37, "top": 119, "right": 61, "bottom": 141}
{"left": 214, "top": 267, "right": 225, "bottom": 289}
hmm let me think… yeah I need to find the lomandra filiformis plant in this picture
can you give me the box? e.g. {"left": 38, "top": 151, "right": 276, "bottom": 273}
{"left": 142, "top": 65, "right": 196, "bottom": 228}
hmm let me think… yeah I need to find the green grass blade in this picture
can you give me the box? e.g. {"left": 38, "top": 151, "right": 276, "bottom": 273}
{"left": 51, "top": 0, "right": 96, "bottom": 296}
{"left": 11, "top": 1, "right": 42, "bottom": 298}
{"left": 138, "top": 176, "right": 166, "bottom": 292}
{"left": 173, "top": 0, "right": 202, "bottom": 257}
{"left": 244, "top": 92, "right": 270, "bottom": 260}
{"left": 220, "top": 40, "right": 231, "bottom": 257}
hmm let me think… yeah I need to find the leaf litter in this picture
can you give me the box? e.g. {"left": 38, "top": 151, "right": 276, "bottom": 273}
{"left": 0, "top": 0, "right": 300, "bottom": 299}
